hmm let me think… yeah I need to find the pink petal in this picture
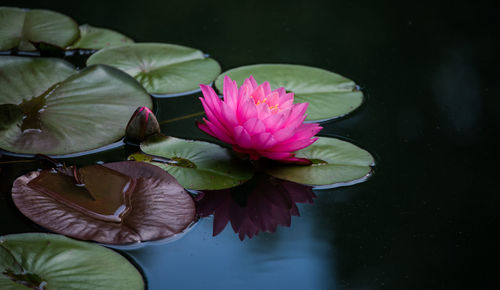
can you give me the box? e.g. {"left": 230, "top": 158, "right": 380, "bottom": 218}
{"left": 200, "top": 98, "right": 232, "bottom": 136}
{"left": 266, "top": 92, "right": 280, "bottom": 107}
{"left": 262, "top": 81, "right": 272, "bottom": 95}
{"left": 274, "top": 87, "right": 286, "bottom": 96}
{"left": 221, "top": 102, "right": 239, "bottom": 127}
{"left": 198, "top": 119, "right": 234, "bottom": 144}
{"left": 270, "top": 137, "right": 318, "bottom": 152}
{"left": 238, "top": 83, "right": 252, "bottom": 101}
{"left": 248, "top": 76, "right": 258, "bottom": 88}
{"left": 223, "top": 76, "right": 238, "bottom": 110}
{"left": 272, "top": 126, "right": 297, "bottom": 143}
{"left": 256, "top": 102, "right": 271, "bottom": 119}
{"left": 283, "top": 102, "right": 309, "bottom": 129}
{"left": 200, "top": 84, "right": 222, "bottom": 110}
{"left": 251, "top": 132, "right": 277, "bottom": 149}
{"left": 250, "top": 85, "right": 266, "bottom": 103}
{"left": 279, "top": 99, "right": 294, "bottom": 110}
{"left": 242, "top": 118, "right": 266, "bottom": 135}
{"left": 197, "top": 121, "right": 213, "bottom": 136}
{"left": 261, "top": 112, "right": 285, "bottom": 132}
{"left": 288, "top": 123, "right": 323, "bottom": 141}
{"left": 274, "top": 123, "right": 322, "bottom": 147}
{"left": 237, "top": 97, "right": 258, "bottom": 124}
{"left": 233, "top": 126, "right": 252, "bottom": 148}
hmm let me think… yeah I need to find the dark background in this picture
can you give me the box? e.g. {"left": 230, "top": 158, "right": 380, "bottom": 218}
{"left": 1, "top": 0, "right": 499, "bottom": 289}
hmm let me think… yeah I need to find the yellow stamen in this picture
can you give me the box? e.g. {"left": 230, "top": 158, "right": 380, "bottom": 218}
{"left": 250, "top": 96, "right": 280, "bottom": 111}
{"left": 269, "top": 104, "right": 279, "bottom": 111}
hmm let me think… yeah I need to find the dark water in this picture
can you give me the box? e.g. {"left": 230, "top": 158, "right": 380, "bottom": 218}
{"left": 1, "top": 0, "right": 498, "bottom": 289}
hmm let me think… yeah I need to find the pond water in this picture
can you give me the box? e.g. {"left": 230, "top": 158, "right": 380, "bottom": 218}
{"left": 1, "top": 0, "right": 498, "bottom": 289}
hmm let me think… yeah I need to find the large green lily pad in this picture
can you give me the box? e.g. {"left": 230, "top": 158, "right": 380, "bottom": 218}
{"left": 264, "top": 137, "right": 374, "bottom": 188}
{"left": 0, "top": 56, "right": 152, "bottom": 155}
{"left": 0, "top": 233, "right": 144, "bottom": 289}
{"left": 0, "top": 7, "right": 79, "bottom": 51}
{"left": 67, "top": 24, "right": 133, "bottom": 50}
{"left": 215, "top": 64, "right": 363, "bottom": 122}
{"left": 132, "top": 134, "right": 254, "bottom": 190}
{"left": 86, "top": 43, "right": 221, "bottom": 95}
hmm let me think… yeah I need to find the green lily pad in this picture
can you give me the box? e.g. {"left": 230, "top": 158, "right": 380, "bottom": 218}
{"left": 264, "top": 137, "right": 374, "bottom": 188}
{"left": 0, "top": 56, "right": 152, "bottom": 155}
{"left": 67, "top": 24, "right": 133, "bottom": 50}
{"left": 215, "top": 64, "right": 363, "bottom": 122}
{"left": 0, "top": 7, "right": 79, "bottom": 51}
{"left": 0, "top": 233, "right": 144, "bottom": 290}
{"left": 86, "top": 43, "right": 221, "bottom": 95}
{"left": 132, "top": 134, "right": 254, "bottom": 190}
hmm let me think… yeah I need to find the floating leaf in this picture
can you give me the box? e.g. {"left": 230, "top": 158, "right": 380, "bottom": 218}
{"left": 264, "top": 137, "right": 374, "bottom": 188}
{"left": 134, "top": 134, "right": 254, "bottom": 190}
{"left": 0, "top": 7, "right": 79, "bottom": 51}
{"left": 0, "top": 233, "right": 144, "bottom": 289}
{"left": 86, "top": 43, "right": 221, "bottom": 95}
{"left": 11, "top": 161, "right": 196, "bottom": 245}
{"left": 67, "top": 24, "right": 133, "bottom": 50}
{"left": 0, "top": 56, "right": 152, "bottom": 155}
{"left": 215, "top": 64, "right": 363, "bottom": 122}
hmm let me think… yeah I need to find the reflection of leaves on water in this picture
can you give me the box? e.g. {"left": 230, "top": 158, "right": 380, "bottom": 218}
{"left": 195, "top": 173, "right": 315, "bottom": 240}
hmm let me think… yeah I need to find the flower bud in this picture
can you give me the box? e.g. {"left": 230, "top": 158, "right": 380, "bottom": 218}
{"left": 125, "top": 106, "right": 160, "bottom": 144}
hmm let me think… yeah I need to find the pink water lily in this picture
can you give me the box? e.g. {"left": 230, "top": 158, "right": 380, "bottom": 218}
{"left": 197, "top": 76, "right": 322, "bottom": 164}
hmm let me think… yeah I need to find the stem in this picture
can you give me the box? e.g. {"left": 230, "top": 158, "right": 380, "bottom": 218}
{"left": 158, "top": 111, "right": 205, "bottom": 124}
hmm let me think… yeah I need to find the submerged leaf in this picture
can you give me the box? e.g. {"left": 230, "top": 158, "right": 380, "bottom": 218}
{"left": 11, "top": 161, "right": 196, "bottom": 245}
{"left": 0, "top": 7, "right": 79, "bottom": 51}
{"left": 264, "top": 136, "right": 374, "bottom": 188}
{"left": 215, "top": 64, "right": 363, "bottom": 122}
{"left": 135, "top": 134, "right": 254, "bottom": 190}
{"left": 0, "top": 56, "right": 152, "bottom": 155}
{"left": 87, "top": 43, "right": 221, "bottom": 95}
{"left": 0, "top": 233, "right": 144, "bottom": 289}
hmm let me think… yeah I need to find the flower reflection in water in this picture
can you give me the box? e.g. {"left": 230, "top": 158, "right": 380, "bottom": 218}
{"left": 195, "top": 173, "right": 315, "bottom": 240}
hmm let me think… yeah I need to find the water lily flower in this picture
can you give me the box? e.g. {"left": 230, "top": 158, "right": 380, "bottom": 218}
{"left": 197, "top": 76, "right": 322, "bottom": 164}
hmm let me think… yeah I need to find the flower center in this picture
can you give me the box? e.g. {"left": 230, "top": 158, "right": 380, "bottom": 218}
{"left": 251, "top": 96, "right": 280, "bottom": 112}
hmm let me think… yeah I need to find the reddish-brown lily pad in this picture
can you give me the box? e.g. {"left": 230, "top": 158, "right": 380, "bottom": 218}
{"left": 11, "top": 161, "right": 196, "bottom": 245}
